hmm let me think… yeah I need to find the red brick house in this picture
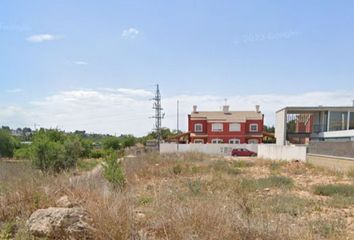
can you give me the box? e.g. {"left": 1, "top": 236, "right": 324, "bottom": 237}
{"left": 188, "top": 105, "right": 264, "bottom": 144}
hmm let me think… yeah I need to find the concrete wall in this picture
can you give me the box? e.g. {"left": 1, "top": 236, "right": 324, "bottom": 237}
{"left": 307, "top": 154, "right": 354, "bottom": 172}
{"left": 308, "top": 141, "right": 354, "bottom": 158}
{"left": 160, "top": 143, "right": 258, "bottom": 156}
{"left": 275, "top": 109, "right": 287, "bottom": 145}
{"left": 258, "top": 144, "right": 307, "bottom": 162}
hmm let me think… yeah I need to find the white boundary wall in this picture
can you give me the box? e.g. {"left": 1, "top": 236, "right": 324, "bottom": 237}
{"left": 160, "top": 143, "right": 258, "bottom": 156}
{"left": 258, "top": 144, "right": 307, "bottom": 162}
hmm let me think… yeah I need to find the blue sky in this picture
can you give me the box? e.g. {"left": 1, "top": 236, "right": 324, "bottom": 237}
{"left": 1, "top": 0, "right": 354, "bottom": 135}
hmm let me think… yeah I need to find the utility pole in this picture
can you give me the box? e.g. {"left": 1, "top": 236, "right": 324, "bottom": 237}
{"left": 177, "top": 100, "right": 179, "bottom": 152}
{"left": 151, "top": 84, "right": 164, "bottom": 151}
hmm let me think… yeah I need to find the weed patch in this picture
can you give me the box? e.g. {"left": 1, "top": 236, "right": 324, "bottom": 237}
{"left": 241, "top": 175, "right": 294, "bottom": 191}
{"left": 314, "top": 184, "right": 354, "bottom": 197}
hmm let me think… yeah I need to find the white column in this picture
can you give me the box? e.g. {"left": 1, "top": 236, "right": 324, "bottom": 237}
{"left": 327, "top": 111, "right": 330, "bottom": 132}
{"left": 347, "top": 111, "right": 350, "bottom": 130}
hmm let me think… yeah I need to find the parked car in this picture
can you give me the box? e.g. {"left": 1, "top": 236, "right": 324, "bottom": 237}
{"left": 231, "top": 148, "right": 257, "bottom": 157}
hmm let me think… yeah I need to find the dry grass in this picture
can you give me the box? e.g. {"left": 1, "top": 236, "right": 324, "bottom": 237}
{"left": 1, "top": 153, "right": 354, "bottom": 239}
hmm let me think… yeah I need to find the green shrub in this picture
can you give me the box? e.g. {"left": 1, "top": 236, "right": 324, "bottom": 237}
{"left": 30, "top": 129, "right": 83, "bottom": 173}
{"left": 172, "top": 164, "right": 182, "bottom": 175}
{"left": 313, "top": 184, "right": 354, "bottom": 197}
{"left": 103, "top": 136, "right": 121, "bottom": 150}
{"left": 89, "top": 148, "right": 106, "bottom": 158}
{"left": 0, "top": 130, "right": 18, "bottom": 158}
{"left": 103, "top": 151, "right": 126, "bottom": 189}
{"left": 13, "top": 145, "right": 31, "bottom": 160}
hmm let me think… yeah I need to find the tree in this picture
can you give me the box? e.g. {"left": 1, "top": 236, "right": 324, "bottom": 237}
{"left": 102, "top": 136, "right": 121, "bottom": 150}
{"left": 119, "top": 134, "right": 137, "bottom": 148}
{"left": 264, "top": 125, "right": 275, "bottom": 133}
{"left": 30, "top": 129, "right": 83, "bottom": 173}
{"left": 0, "top": 130, "right": 17, "bottom": 158}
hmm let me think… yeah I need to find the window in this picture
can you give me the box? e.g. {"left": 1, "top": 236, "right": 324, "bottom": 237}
{"left": 248, "top": 139, "right": 259, "bottom": 144}
{"left": 194, "top": 139, "right": 204, "bottom": 144}
{"left": 229, "top": 138, "right": 240, "bottom": 144}
{"left": 194, "top": 123, "right": 203, "bottom": 132}
{"left": 212, "top": 123, "right": 223, "bottom": 132}
{"left": 249, "top": 124, "right": 258, "bottom": 132}
{"left": 329, "top": 112, "right": 348, "bottom": 131}
{"left": 229, "top": 123, "right": 241, "bottom": 132}
{"left": 349, "top": 112, "right": 354, "bottom": 130}
{"left": 211, "top": 139, "right": 223, "bottom": 144}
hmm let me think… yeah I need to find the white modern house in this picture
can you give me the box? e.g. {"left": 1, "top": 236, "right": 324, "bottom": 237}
{"left": 276, "top": 105, "right": 354, "bottom": 145}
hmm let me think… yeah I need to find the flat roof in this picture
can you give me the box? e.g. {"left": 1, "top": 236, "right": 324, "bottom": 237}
{"left": 276, "top": 106, "right": 354, "bottom": 114}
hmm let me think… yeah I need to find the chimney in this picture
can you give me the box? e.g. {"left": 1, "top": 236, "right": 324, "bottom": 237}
{"left": 193, "top": 105, "right": 198, "bottom": 112}
{"left": 256, "top": 105, "right": 260, "bottom": 113}
{"left": 223, "top": 105, "right": 230, "bottom": 113}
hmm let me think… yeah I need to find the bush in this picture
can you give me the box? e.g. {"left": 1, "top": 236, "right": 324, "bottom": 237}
{"left": 89, "top": 148, "right": 106, "bottom": 158}
{"left": 30, "top": 129, "right": 83, "bottom": 173}
{"left": 172, "top": 164, "right": 182, "bottom": 175}
{"left": 103, "top": 136, "right": 121, "bottom": 150}
{"left": 103, "top": 151, "right": 126, "bottom": 189}
{"left": 313, "top": 184, "right": 354, "bottom": 197}
{"left": 13, "top": 145, "right": 31, "bottom": 160}
{"left": 0, "top": 130, "right": 18, "bottom": 158}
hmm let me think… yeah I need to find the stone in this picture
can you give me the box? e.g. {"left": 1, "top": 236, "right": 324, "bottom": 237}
{"left": 26, "top": 207, "right": 93, "bottom": 239}
{"left": 263, "top": 188, "right": 270, "bottom": 192}
{"left": 56, "top": 195, "right": 74, "bottom": 208}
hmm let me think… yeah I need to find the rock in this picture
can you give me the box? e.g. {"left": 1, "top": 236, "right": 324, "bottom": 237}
{"left": 263, "top": 188, "right": 270, "bottom": 192}
{"left": 56, "top": 195, "right": 74, "bottom": 208}
{"left": 26, "top": 207, "right": 93, "bottom": 239}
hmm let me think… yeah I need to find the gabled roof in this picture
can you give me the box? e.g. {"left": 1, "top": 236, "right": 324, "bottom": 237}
{"left": 190, "top": 111, "right": 263, "bottom": 122}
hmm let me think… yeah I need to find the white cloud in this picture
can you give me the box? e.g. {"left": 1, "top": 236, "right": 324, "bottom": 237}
{"left": 26, "top": 34, "right": 61, "bottom": 43}
{"left": 73, "top": 61, "right": 88, "bottom": 65}
{"left": 121, "top": 28, "right": 139, "bottom": 39}
{"left": 116, "top": 88, "right": 153, "bottom": 97}
{"left": 1, "top": 89, "right": 353, "bottom": 136}
{"left": 6, "top": 88, "right": 22, "bottom": 93}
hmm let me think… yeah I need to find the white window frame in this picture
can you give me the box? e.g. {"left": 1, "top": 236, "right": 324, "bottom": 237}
{"left": 194, "top": 123, "right": 203, "bottom": 132}
{"left": 211, "top": 123, "right": 223, "bottom": 132}
{"left": 194, "top": 139, "right": 204, "bottom": 144}
{"left": 249, "top": 123, "right": 258, "bottom": 132}
{"left": 229, "top": 123, "right": 241, "bottom": 132}
{"left": 211, "top": 139, "right": 223, "bottom": 144}
{"left": 229, "top": 138, "right": 241, "bottom": 144}
{"left": 248, "top": 139, "right": 259, "bottom": 144}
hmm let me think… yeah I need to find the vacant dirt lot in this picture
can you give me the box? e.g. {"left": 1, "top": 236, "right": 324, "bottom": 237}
{"left": 1, "top": 153, "right": 354, "bottom": 239}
